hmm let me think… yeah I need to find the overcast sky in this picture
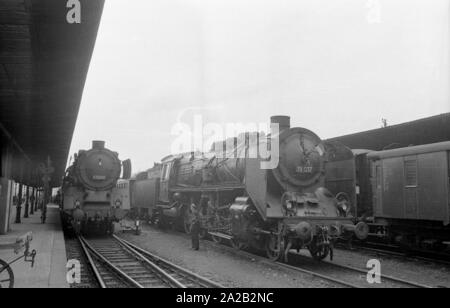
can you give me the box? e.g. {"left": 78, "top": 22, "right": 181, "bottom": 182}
{"left": 69, "top": 0, "right": 449, "bottom": 173}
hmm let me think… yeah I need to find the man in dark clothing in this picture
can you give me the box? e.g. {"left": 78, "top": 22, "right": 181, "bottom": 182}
{"left": 190, "top": 201, "right": 200, "bottom": 250}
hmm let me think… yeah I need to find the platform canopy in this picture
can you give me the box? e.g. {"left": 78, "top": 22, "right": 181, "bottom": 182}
{"left": 0, "top": 0, "right": 105, "bottom": 187}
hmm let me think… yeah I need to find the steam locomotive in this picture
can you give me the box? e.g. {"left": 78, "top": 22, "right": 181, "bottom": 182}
{"left": 61, "top": 141, "right": 131, "bottom": 235}
{"left": 131, "top": 116, "right": 368, "bottom": 261}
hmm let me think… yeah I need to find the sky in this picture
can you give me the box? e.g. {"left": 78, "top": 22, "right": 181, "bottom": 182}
{"left": 69, "top": 0, "right": 450, "bottom": 173}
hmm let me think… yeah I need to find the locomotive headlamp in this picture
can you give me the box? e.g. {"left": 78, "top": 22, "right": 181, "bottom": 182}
{"left": 73, "top": 208, "right": 84, "bottom": 221}
{"left": 75, "top": 200, "right": 81, "bottom": 207}
{"left": 173, "top": 192, "right": 182, "bottom": 201}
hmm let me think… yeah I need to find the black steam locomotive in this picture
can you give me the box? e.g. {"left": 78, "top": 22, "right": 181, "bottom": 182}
{"left": 61, "top": 141, "right": 131, "bottom": 235}
{"left": 130, "top": 116, "right": 368, "bottom": 261}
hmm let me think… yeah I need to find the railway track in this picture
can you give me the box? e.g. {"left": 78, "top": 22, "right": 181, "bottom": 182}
{"left": 114, "top": 235, "right": 223, "bottom": 288}
{"left": 340, "top": 241, "right": 450, "bottom": 267}
{"left": 285, "top": 252, "right": 433, "bottom": 288}
{"left": 248, "top": 246, "right": 432, "bottom": 288}
{"left": 64, "top": 238, "right": 100, "bottom": 288}
{"left": 77, "top": 235, "right": 223, "bottom": 288}
{"left": 149, "top": 227, "right": 434, "bottom": 288}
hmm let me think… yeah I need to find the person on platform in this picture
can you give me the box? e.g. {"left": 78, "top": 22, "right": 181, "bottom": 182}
{"left": 54, "top": 190, "right": 62, "bottom": 208}
{"left": 29, "top": 194, "right": 35, "bottom": 210}
{"left": 40, "top": 196, "right": 47, "bottom": 224}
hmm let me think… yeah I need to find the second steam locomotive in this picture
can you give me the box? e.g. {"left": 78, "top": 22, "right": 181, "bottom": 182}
{"left": 61, "top": 140, "right": 131, "bottom": 235}
{"left": 128, "top": 116, "right": 369, "bottom": 261}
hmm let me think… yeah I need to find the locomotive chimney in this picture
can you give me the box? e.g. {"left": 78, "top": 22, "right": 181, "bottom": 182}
{"left": 92, "top": 140, "right": 105, "bottom": 150}
{"left": 270, "top": 115, "right": 290, "bottom": 132}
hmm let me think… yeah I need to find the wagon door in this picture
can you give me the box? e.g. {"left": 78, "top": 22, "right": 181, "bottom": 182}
{"left": 417, "top": 151, "right": 448, "bottom": 223}
{"left": 371, "top": 161, "right": 383, "bottom": 216}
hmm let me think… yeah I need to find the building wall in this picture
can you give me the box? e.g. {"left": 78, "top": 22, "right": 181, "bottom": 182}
{"left": 7, "top": 181, "right": 16, "bottom": 232}
{"left": 0, "top": 179, "right": 13, "bottom": 234}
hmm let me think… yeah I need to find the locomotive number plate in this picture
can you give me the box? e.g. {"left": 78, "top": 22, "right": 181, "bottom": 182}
{"left": 296, "top": 166, "right": 313, "bottom": 173}
{"left": 92, "top": 175, "right": 106, "bottom": 180}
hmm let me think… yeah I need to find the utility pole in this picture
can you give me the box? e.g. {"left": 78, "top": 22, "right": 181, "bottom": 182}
{"left": 38, "top": 156, "right": 54, "bottom": 223}
{"left": 30, "top": 187, "right": 35, "bottom": 215}
{"left": 15, "top": 183, "right": 22, "bottom": 223}
{"left": 24, "top": 185, "right": 29, "bottom": 218}
{"left": 35, "top": 187, "right": 39, "bottom": 212}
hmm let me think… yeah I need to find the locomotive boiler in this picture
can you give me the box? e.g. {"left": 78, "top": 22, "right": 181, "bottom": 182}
{"left": 143, "top": 116, "right": 368, "bottom": 261}
{"left": 62, "top": 140, "right": 131, "bottom": 235}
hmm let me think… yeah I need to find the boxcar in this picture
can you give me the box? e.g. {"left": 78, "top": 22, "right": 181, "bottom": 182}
{"left": 367, "top": 141, "right": 450, "bottom": 248}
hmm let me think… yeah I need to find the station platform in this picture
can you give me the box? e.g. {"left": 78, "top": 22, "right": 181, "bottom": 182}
{"left": 0, "top": 204, "right": 68, "bottom": 288}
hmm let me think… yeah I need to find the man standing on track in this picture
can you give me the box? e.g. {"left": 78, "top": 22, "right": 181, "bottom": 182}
{"left": 190, "top": 200, "right": 200, "bottom": 251}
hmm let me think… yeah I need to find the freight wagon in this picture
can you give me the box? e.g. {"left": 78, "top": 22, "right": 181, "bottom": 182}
{"left": 368, "top": 141, "right": 450, "bottom": 249}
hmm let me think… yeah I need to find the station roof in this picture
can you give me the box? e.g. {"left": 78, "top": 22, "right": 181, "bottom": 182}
{"left": 367, "top": 141, "right": 450, "bottom": 160}
{"left": 0, "top": 0, "right": 105, "bottom": 186}
{"left": 326, "top": 113, "right": 450, "bottom": 151}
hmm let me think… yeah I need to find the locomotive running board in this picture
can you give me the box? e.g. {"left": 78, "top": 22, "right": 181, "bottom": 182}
{"left": 208, "top": 232, "right": 233, "bottom": 241}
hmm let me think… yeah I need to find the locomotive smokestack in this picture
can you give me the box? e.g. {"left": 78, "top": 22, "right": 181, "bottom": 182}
{"left": 270, "top": 115, "right": 290, "bottom": 132}
{"left": 92, "top": 140, "right": 105, "bottom": 150}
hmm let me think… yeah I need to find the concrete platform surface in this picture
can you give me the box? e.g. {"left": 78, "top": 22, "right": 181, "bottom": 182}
{"left": 0, "top": 204, "right": 68, "bottom": 288}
